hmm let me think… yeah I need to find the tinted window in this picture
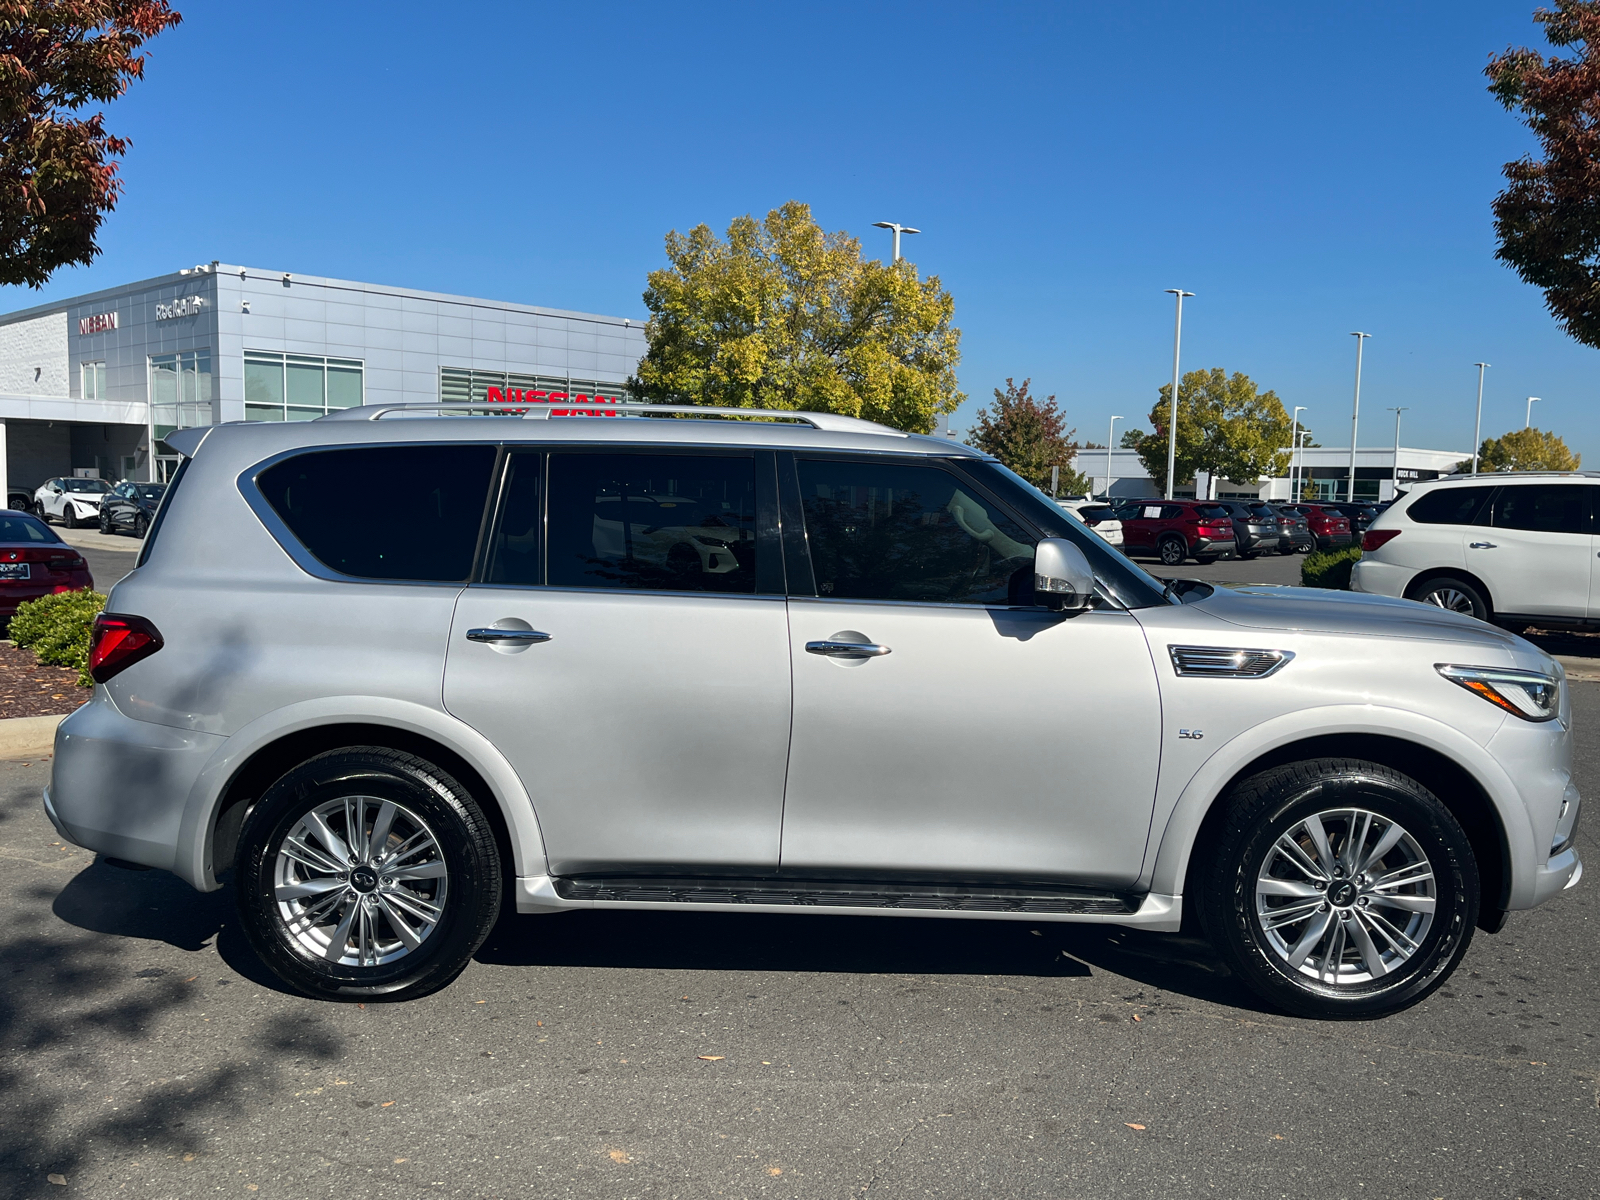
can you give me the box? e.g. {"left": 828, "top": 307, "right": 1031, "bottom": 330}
{"left": 1159, "top": 505, "right": 1185, "bottom": 520}
{"left": 1406, "top": 485, "right": 1494, "bottom": 526}
{"left": 259, "top": 444, "right": 496, "bottom": 581}
{"left": 486, "top": 452, "right": 541, "bottom": 585}
{"left": 136, "top": 484, "right": 165, "bottom": 500}
{"left": 62, "top": 479, "right": 109, "bottom": 493}
{"left": 797, "top": 458, "right": 1035, "bottom": 604}
{"left": 1193, "top": 504, "right": 1230, "bottom": 519}
{"left": 0, "top": 514, "right": 59, "bottom": 543}
{"left": 1078, "top": 505, "right": 1115, "bottom": 521}
{"left": 547, "top": 452, "right": 757, "bottom": 593}
{"left": 1492, "top": 484, "right": 1589, "bottom": 535}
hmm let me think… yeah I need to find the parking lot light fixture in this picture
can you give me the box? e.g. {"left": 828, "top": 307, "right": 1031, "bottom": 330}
{"left": 871, "top": 222, "right": 920, "bottom": 262}
{"left": 1472, "top": 363, "right": 1490, "bottom": 473}
{"left": 1164, "top": 290, "right": 1194, "bottom": 501}
{"left": 1105, "top": 415, "right": 1122, "bottom": 499}
{"left": 1347, "top": 333, "right": 1370, "bottom": 503}
{"left": 1388, "top": 407, "right": 1409, "bottom": 499}
{"left": 1526, "top": 396, "right": 1540, "bottom": 428}
{"left": 1289, "top": 405, "right": 1306, "bottom": 501}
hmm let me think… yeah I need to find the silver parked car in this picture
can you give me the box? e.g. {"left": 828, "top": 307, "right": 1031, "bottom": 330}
{"left": 43, "top": 403, "right": 1582, "bottom": 1018}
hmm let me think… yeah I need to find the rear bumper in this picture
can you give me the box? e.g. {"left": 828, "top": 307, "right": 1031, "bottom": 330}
{"left": 1315, "top": 532, "right": 1352, "bottom": 549}
{"left": 1348, "top": 556, "right": 1408, "bottom": 598}
{"left": 1191, "top": 536, "right": 1235, "bottom": 558}
{"left": 45, "top": 693, "right": 224, "bottom": 875}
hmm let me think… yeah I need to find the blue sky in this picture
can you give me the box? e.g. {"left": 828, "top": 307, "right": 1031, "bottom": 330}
{"left": 0, "top": 1, "right": 1584, "bottom": 457}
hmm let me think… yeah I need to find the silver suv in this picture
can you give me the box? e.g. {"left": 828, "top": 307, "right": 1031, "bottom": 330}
{"left": 43, "top": 403, "right": 1583, "bottom": 1017}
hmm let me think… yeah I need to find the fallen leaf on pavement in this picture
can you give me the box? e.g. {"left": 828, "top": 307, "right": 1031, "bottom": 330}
{"left": 1124, "top": 1123, "right": 1146, "bottom": 1131}
{"left": 46, "top": 1175, "right": 66, "bottom": 1186}
{"left": 698, "top": 1055, "right": 725, "bottom": 1061}
{"left": 1132, "top": 1014, "right": 1142, "bottom": 1022}
{"left": 381, "top": 1101, "right": 395, "bottom": 1107}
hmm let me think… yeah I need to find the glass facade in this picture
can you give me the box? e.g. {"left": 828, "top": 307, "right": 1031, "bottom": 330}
{"left": 245, "top": 351, "right": 364, "bottom": 421}
{"left": 150, "top": 350, "right": 213, "bottom": 480}
{"left": 438, "top": 367, "right": 624, "bottom": 412}
{"left": 80, "top": 361, "right": 106, "bottom": 401}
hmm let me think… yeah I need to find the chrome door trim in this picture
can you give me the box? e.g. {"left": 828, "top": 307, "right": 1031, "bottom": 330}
{"left": 805, "top": 640, "right": 891, "bottom": 658}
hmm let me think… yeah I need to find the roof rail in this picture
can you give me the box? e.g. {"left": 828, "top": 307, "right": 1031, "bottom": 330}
{"left": 316, "top": 400, "right": 908, "bottom": 437}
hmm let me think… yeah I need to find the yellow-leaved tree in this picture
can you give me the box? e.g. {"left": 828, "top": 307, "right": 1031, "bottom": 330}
{"left": 629, "top": 201, "right": 963, "bottom": 433}
{"left": 1456, "top": 427, "right": 1581, "bottom": 473}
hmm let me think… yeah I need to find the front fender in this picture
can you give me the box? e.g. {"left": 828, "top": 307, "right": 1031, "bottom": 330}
{"left": 174, "top": 695, "right": 547, "bottom": 891}
{"left": 1144, "top": 703, "right": 1538, "bottom": 906}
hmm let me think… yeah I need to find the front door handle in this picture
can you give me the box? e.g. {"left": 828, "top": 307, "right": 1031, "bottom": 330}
{"left": 1468, "top": 541, "right": 1497, "bottom": 549}
{"left": 806, "top": 640, "right": 891, "bottom": 658}
{"left": 467, "top": 628, "right": 552, "bottom": 644}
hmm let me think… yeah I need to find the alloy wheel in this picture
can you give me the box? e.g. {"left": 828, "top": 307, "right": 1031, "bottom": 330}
{"left": 272, "top": 794, "right": 450, "bottom": 968}
{"left": 1422, "top": 587, "right": 1475, "bottom": 614}
{"left": 1159, "top": 539, "right": 1185, "bottom": 566}
{"left": 1254, "top": 807, "right": 1436, "bottom": 986}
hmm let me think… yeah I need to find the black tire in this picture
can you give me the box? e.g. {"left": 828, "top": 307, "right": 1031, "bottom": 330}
{"left": 1277, "top": 543, "right": 1295, "bottom": 556}
{"left": 1157, "top": 535, "right": 1187, "bottom": 566}
{"left": 234, "top": 747, "right": 503, "bottom": 1001}
{"left": 1405, "top": 574, "right": 1490, "bottom": 622}
{"left": 98, "top": 510, "right": 113, "bottom": 535}
{"left": 133, "top": 512, "right": 148, "bottom": 538}
{"left": 59, "top": 504, "right": 75, "bottom": 529}
{"left": 1198, "top": 758, "right": 1478, "bottom": 1019}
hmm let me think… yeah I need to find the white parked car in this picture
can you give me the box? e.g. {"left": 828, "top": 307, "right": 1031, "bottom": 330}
{"left": 33, "top": 477, "right": 111, "bottom": 528}
{"left": 1353, "top": 473, "right": 1596, "bottom": 628}
{"left": 1058, "top": 499, "right": 1124, "bottom": 547}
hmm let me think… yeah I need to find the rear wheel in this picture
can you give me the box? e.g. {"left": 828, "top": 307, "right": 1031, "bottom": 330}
{"left": 1158, "top": 535, "right": 1187, "bottom": 566}
{"left": 98, "top": 510, "right": 113, "bottom": 535}
{"left": 234, "top": 747, "right": 503, "bottom": 1001}
{"left": 1198, "top": 758, "right": 1477, "bottom": 1019}
{"left": 1406, "top": 575, "right": 1489, "bottom": 622}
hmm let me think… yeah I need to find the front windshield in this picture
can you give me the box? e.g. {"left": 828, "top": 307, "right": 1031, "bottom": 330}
{"left": 973, "top": 460, "right": 1170, "bottom": 608}
{"left": 62, "top": 479, "right": 110, "bottom": 493}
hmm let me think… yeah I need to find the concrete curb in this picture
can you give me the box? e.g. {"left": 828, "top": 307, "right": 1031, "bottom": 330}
{"left": 1557, "top": 655, "right": 1600, "bottom": 684}
{"left": 0, "top": 713, "right": 66, "bottom": 759}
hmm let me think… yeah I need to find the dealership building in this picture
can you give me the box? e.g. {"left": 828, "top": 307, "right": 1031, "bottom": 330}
{"left": 1077, "top": 444, "right": 1470, "bottom": 503}
{"left": 0, "top": 262, "right": 649, "bottom": 493}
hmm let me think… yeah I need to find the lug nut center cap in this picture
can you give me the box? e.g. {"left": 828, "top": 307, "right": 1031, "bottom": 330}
{"left": 350, "top": 867, "right": 378, "bottom": 893}
{"left": 1328, "top": 881, "right": 1358, "bottom": 908}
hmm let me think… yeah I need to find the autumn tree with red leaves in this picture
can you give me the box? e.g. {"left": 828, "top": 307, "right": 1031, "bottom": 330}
{"left": 0, "top": 1, "right": 181, "bottom": 288}
{"left": 966, "top": 378, "right": 1090, "bottom": 495}
{"left": 1485, "top": 2, "right": 1600, "bottom": 346}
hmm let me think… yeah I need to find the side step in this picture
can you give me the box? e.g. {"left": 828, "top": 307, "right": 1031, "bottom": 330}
{"left": 552, "top": 876, "right": 1136, "bottom": 915}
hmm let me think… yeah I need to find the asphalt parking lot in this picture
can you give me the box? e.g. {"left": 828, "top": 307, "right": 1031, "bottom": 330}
{"left": 54, "top": 528, "right": 140, "bottom": 593}
{"left": 1, "top": 695, "right": 1595, "bottom": 1199}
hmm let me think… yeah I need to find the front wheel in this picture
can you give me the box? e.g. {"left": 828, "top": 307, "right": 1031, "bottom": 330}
{"left": 59, "top": 504, "right": 75, "bottom": 529}
{"left": 98, "top": 510, "right": 113, "bottom": 535}
{"left": 234, "top": 747, "right": 503, "bottom": 1001}
{"left": 1198, "top": 758, "right": 1477, "bottom": 1019}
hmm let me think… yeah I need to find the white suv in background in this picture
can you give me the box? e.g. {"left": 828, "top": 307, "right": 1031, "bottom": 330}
{"left": 1353, "top": 473, "right": 1599, "bottom": 628}
{"left": 1058, "top": 498, "right": 1124, "bottom": 547}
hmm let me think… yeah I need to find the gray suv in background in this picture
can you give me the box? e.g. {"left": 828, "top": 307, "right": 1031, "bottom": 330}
{"left": 42, "top": 403, "right": 1582, "bottom": 1018}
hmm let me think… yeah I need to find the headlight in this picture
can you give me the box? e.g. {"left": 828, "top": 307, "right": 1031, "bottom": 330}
{"left": 1435, "top": 663, "right": 1561, "bottom": 722}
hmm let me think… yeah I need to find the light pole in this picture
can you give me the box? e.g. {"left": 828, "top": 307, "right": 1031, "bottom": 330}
{"left": 1105, "top": 415, "right": 1123, "bottom": 499}
{"left": 871, "top": 221, "right": 920, "bottom": 262}
{"left": 1289, "top": 405, "right": 1306, "bottom": 502}
{"left": 1347, "top": 332, "right": 1370, "bottom": 503}
{"left": 1388, "top": 406, "right": 1409, "bottom": 501}
{"left": 1526, "top": 396, "right": 1540, "bottom": 428}
{"left": 1164, "top": 289, "right": 1194, "bottom": 500}
{"left": 1299, "top": 430, "right": 1312, "bottom": 499}
{"left": 1472, "top": 363, "right": 1490, "bottom": 473}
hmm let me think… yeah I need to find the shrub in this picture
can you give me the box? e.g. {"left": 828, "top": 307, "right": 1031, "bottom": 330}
{"left": 1301, "top": 545, "right": 1362, "bottom": 590}
{"left": 9, "top": 589, "right": 106, "bottom": 686}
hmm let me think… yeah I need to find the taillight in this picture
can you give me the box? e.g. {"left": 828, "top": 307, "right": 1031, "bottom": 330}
{"left": 1363, "top": 529, "right": 1401, "bottom": 552}
{"left": 88, "top": 613, "right": 163, "bottom": 683}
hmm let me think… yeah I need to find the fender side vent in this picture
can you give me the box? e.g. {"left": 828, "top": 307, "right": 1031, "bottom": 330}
{"left": 1169, "top": 645, "right": 1294, "bottom": 678}
{"left": 553, "top": 876, "right": 1136, "bottom": 915}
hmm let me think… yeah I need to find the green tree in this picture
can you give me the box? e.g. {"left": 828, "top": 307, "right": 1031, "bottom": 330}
{"left": 966, "top": 378, "right": 1090, "bottom": 494}
{"left": 1119, "top": 427, "right": 1146, "bottom": 448}
{"left": 1486, "top": 2, "right": 1600, "bottom": 347}
{"left": 1454, "top": 427, "right": 1582, "bottom": 473}
{"left": 0, "top": 1, "right": 182, "bottom": 287}
{"left": 1128, "top": 368, "right": 1292, "bottom": 496}
{"left": 630, "top": 201, "right": 963, "bottom": 433}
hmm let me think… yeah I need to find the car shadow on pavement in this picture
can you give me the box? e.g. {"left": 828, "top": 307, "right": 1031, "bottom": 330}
{"left": 52, "top": 857, "right": 231, "bottom": 952}
{"left": 474, "top": 908, "right": 1275, "bottom": 1014}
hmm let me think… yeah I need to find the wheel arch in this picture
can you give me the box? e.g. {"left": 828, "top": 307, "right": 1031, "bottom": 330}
{"left": 175, "top": 699, "right": 547, "bottom": 892}
{"left": 1161, "top": 729, "right": 1516, "bottom": 935}
{"left": 1404, "top": 567, "right": 1496, "bottom": 616}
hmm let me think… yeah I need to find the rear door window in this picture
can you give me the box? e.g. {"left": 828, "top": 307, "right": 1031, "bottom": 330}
{"left": 546, "top": 452, "right": 758, "bottom": 593}
{"left": 257, "top": 444, "right": 497, "bottom": 581}
{"left": 1491, "top": 484, "right": 1590, "bottom": 535}
{"left": 1193, "top": 504, "right": 1230, "bottom": 519}
{"left": 1406, "top": 485, "right": 1495, "bottom": 526}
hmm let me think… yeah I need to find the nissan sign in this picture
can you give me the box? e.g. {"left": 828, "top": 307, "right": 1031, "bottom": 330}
{"left": 78, "top": 312, "right": 118, "bottom": 335}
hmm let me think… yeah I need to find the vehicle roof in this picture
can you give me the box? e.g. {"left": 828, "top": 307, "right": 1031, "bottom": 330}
{"left": 1424, "top": 470, "right": 1600, "bottom": 485}
{"left": 167, "top": 407, "right": 988, "bottom": 461}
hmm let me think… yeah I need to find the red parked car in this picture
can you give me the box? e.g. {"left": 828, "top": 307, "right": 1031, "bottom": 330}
{"left": 1113, "top": 499, "right": 1237, "bottom": 566}
{"left": 0, "top": 510, "right": 94, "bottom": 619}
{"left": 1283, "top": 504, "right": 1353, "bottom": 551}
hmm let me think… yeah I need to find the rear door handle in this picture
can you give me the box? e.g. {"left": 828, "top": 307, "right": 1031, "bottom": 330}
{"left": 805, "top": 640, "right": 891, "bottom": 658}
{"left": 1468, "top": 541, "right": 1497, "bottom": 549}
{"left": 467, "top": 628, "right": 552, "bottom": 644}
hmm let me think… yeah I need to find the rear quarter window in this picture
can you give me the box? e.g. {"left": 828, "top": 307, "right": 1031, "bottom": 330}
{"left": 257, "top": 444, "right": 497, "bottom": 581}
{"left": 1404, "top": 485, "right": 1495, "bottom": 526}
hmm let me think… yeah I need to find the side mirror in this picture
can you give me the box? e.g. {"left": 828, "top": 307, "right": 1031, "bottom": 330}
{"left": 1033, "top": 538, "right": 1098, "bottom": 614}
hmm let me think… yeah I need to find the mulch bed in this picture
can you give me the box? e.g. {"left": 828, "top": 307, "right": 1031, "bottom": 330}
{"left": 0, "top": 642, "right": 88, "bottom": 718}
